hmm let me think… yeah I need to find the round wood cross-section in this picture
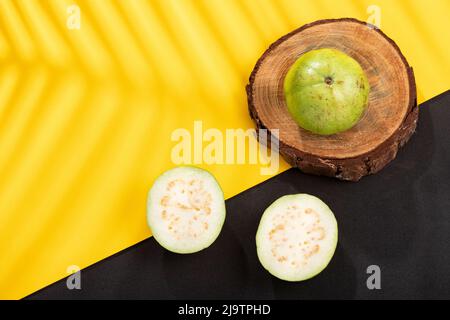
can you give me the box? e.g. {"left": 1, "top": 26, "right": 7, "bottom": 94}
{"left": 247, "top": 18, "right": 418, "bottom": 181}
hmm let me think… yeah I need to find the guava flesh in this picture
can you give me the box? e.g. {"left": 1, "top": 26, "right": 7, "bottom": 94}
{"left": 284, "top": 48, "right": 370, "bottom": 135}
{"left": 256, "top": 194, "right": 338, "bottom": 281}
{"left": 147, "top": 166, "right": 226, "bottom": 254}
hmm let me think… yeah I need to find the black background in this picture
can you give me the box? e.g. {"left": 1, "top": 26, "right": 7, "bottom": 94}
{"left": 28, "top": 91, "right": 450, "bottom": 300}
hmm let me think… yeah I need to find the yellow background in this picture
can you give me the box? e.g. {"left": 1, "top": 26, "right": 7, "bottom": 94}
{"left": 0, "top": 0, "right": 449, "bottom": 299}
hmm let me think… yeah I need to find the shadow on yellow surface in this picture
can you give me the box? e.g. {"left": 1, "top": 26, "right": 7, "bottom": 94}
{"left": 0, "top": 0, "right": 448, "bottom": 299}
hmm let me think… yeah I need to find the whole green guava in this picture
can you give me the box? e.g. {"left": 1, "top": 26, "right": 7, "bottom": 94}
{"left": 284, "top": 48, "right": 370, "bottom": 135}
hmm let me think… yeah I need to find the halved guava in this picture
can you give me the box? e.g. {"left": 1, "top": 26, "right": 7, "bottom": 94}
{"left": 256, "top": 194, "right": 338, "bottom": 281}
{"left": 147, "top": 166, "right": 226, "bottom": 254}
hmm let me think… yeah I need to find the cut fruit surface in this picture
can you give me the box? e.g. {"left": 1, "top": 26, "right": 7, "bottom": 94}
{"left": 147, "top": 166, "right": 226, "bottom": 254}
{"left": 256, "top": 194, "right": 338, "bottom": 281}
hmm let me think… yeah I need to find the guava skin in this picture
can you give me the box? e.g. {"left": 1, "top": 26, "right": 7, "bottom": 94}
{"left": 284, "top": 48, "right": 370, "bottom": 135}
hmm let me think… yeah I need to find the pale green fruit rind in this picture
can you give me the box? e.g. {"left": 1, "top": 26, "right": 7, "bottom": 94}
{"left": 147, "top": 166, "right": 226, "bottom": 254}
{"left": 256, "top": 194, "right": 338, "bottom": 281}
{"left": 284, "top": 48, "right": 370, "bottom": 135}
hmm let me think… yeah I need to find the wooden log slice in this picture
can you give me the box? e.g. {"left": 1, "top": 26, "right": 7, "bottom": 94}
{"left": 247, "top": 18, "right": 418, "bottom": 181}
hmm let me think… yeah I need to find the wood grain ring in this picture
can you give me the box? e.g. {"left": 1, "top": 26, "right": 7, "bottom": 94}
{"left": 247, "top": 18, "right": 418, "bottom": 181}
